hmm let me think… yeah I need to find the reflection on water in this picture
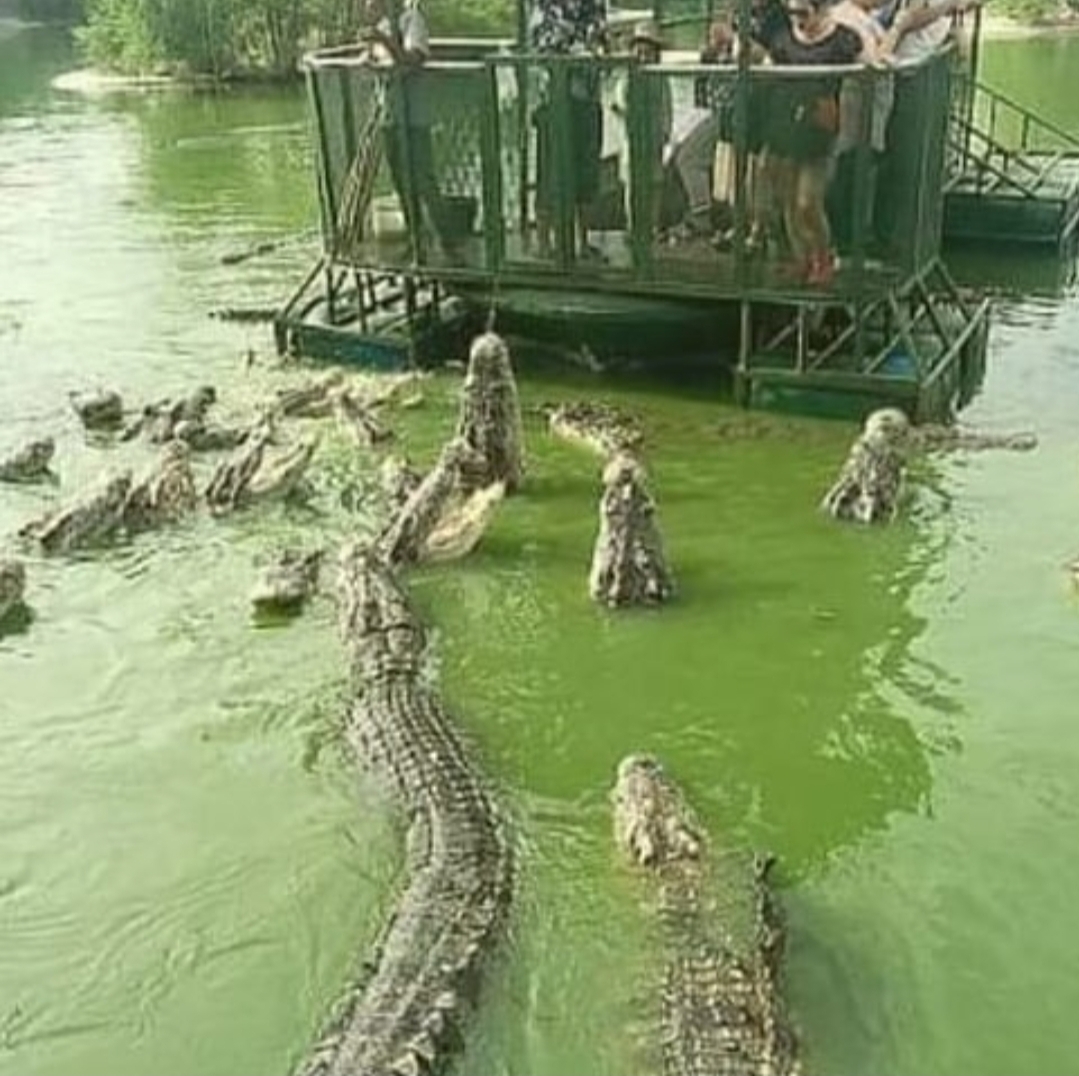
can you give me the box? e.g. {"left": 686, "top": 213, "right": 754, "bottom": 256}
{"left": 2, "top": 21, "right": 1079, "bottom": 1076}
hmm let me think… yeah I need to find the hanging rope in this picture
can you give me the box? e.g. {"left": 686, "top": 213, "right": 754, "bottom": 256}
{"left": 334, "top": 90, "right": 389, "bottom": 260}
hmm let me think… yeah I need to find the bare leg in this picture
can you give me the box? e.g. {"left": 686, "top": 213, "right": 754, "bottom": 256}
{"left": 794, "top": 160, "right": 832, "bottom": 254}
{"left": 772, "top": 157, "right": 805, "bottom": 262}
{"left": 796, "top": 160, "right": 836, "bottom": 285}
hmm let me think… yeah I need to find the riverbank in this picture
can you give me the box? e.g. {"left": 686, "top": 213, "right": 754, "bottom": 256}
{"left": 981, "top": 12, "right": 1079, "bottom": 38}
{"left": 51, "top": 67, "right": 215, "bottom": 94}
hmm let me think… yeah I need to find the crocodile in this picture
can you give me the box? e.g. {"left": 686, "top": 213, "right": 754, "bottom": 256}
{"left": 422, "top": 482, "right": 505, "bottom": 565}
{"left": 20, "top": 472, "right": 133, "bottom": 554}
{"left": 124, "top": 386, "right": 253, "bottom": 452}
{"left": 0, "top": 438, "right": 55, "bottom": 484}
{"left": 378, "top": 455, "right": 423, "bottom": 510}
{"left": 121, "top": 386, "right": 228, "bottom": 448}
{"left": 544, "top": 400, "right": 644, "bottom": 459}
{"left": 70, "top": 389, "right": 124, "bottom": 431}
{"left": 274, "top": 371, "right": 346, "bottom": 419}
{"left": 377, "top": 437, "right": 484, "bottom": 566}
{"left": 0, "top": 559, "right": 27, "bottom": 627}
{"left": 295, "top": 545, "right": 513, "bottom": 1076}
{"left": 611, "top": 754, "right": 801, "bottom": 1076}
{"left": 589, "top": 453, "right": 675, "bottom": 608}
{"left": 122, "top": 441, "right": 199, "bottom": 534}
{"left": 335, "top": 388, "right": 396, "bottom": 448}
{"left": 203, "top": 419, "right": 281, "bottom": 513}
{"left": 172, "top": 419, "right": 248, "bottom": 453}
{"left": 822, "top": 407, "right": 1038, "bottom": 525}
{"left": 820, "top": 408, "right": 908, "bottom": 525}
{"left": 250, "top": 548, "right": 322, "bottom": 618}
{"left": 455, "top": 332, "right": 524, "bottom": 495}
{"left": 247, "top": 436, "right": 318, "bottom": 502}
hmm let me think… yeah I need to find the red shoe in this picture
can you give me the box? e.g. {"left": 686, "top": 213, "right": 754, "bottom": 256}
{"left": 806, "top": 249, "right": 836, "bottom": 287}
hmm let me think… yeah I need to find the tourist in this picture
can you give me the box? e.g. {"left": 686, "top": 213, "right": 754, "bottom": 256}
{"left": 529, "top": 0, "right": 608, "bottom": 261}
{"left": 612, "top": 21, "right": 673, "bottom": 237}
{"left": 707, "top": 17, "right": 776, "bottom": 254}
{"left": 763, "top": 0, "right": 863, "bottom": 285}
{"left": 872, "top": 0, "right": 980, "bottom": 254}
{"left": 827, "top": 0, "right": 893, "bottom": 253}
{"left": 360, "top": 0, "right": 460, "bottom": 264}
{"left": 884, "top": 0, "right": 982, "bottom": 62}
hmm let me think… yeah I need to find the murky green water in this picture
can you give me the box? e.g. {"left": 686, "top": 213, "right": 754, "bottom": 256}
{"left": 2, "top": 25, "right": 1079, "bottom": 1076}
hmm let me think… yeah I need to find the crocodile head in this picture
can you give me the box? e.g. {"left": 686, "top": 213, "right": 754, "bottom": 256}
{"left": 863, "top": 407, "right": 910, "bottom": 443}
{"left": 611, "top": 754, "right": 703, "bottom": 869}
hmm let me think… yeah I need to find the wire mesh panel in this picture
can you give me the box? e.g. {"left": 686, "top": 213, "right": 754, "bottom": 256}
{"left": 302, "top": 45, "right": 952, "bottom": 300}
{"left": 306, "top": 53, "right": 496, "bottom": 273}
{"left": 489, "top": 56, "right": 634, "bottom": 275}
{"left": 425, "top": 64, "right": 490, "bottom": 264}
{"left": 489, "top": 57, "right": 555, "bottom": 270}
{"left": 877, "top": 50, "right": 953, "bottom": 274}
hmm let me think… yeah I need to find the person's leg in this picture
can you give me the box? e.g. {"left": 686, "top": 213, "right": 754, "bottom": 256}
{"left": 573, "top": 97, "right": 603, "bottom": 258}
{"left": 407, "top": 125, "right": 459, "bottom": 258}
{"left": 533, "top": 107, "right": 554, "bottom": 257}
{"left": 383, "top": 123, "right": 421, "bottom": 250}
{"left": 675, "top": 112, "right": 719, "bottom": 218}
{"left": 753, "top": 148, "right": 784, "bottom": 253}
{"left": 796, "top": 159, "right": 835, "bottom": 284}
{"left": 772, "top": 156, "right": 805, "bottom": 264}
{"left": 826, "top": 149, "right": 854, "bottom": 252}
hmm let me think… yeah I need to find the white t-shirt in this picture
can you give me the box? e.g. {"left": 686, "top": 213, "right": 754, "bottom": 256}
{"left": 832, "top": 1, "right": 894, "bottom": 152}
{"left": 894, "top": 0, "right": 953, "bottom": 62}
{"left": 399, "top": 4, "right": 430, "bottom": 56}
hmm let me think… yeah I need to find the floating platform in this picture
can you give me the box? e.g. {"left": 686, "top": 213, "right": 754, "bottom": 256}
{"left": 944, "top": 79, "right": 1079, "bottom": 250}
{"left": 945, "top": 154, "right": 1079, "bottom": 248}
{"left": 277, "top": 42, "right": 992, "bottom": 423}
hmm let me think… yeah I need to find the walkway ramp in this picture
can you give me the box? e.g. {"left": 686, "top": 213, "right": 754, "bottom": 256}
{"left": 945, "top": 78, "right": 1079, "bottom": 249}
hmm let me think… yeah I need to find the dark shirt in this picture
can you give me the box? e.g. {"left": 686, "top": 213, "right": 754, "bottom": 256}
{"left": 764, "top": 24, "right": 862, "bottom": 159}
{"left": 695, "top": 44, "right": 732, "bottom": 110}
{"left": 749, "top": 0, "right": 790, "bottom": 51}
{"left": 768, "top": 24, "right": 862, "bottom": 67}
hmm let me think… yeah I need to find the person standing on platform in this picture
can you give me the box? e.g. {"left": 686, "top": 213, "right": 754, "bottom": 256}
{"left": 361, "top": 0, "right": 462, "bottom": 264}
{"left": 529, "top": 0, "right": 609, "bottom": 260}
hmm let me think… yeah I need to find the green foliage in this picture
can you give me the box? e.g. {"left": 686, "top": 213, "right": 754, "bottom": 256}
{"left": 14, "top": 0, "right": 84, "bottom": 21}
{"left": 77, "top": 0, "right": 513, "bottom": 76}
{"left": 991, "top": 0, "right": 1069, "bottom": 20}
{"left": 428, "top": 0, "right": 514, "bottom": 37}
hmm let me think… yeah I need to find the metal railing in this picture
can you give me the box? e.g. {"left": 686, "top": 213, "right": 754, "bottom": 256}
{"left": 301, "top": 44, "right": 955, "bottom": 301}
{"left": 947, "top": 75, "right": 1079, "bottom": 199}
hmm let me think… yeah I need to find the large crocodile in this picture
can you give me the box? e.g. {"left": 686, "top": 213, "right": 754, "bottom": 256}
{"left": 590, "top": 453, "right": 675, "bottom": 608}
{"left": 455, "top": 332, "right": 525, "bottom": 495}
{"left": 0, "top": 559, "right": 28, "bottom": 628}
{"left": 820, "top": 408, "right": 908, "bottom": 525}
{"left": 611, "top": 754, "right": 801, "bottom": 1076}
{"left": 0, "top": 438, "right": 55, "bottom": 484}
{"left": 296, "top": 545, "right": 513, "bottom": 1076}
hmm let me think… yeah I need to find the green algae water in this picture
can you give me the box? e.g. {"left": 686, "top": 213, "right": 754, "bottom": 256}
{"left": 3, "top": 24, "right": 1079, "bottom": 1076}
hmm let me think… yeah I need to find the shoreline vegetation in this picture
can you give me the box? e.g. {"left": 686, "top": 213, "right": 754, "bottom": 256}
{"left": 19, "top": 1, "right": 1079, "bottom": 93}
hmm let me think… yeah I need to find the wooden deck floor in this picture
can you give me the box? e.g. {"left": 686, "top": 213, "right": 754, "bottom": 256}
{"left": 337, "top": 227, "right": 903, "bottom": 304}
